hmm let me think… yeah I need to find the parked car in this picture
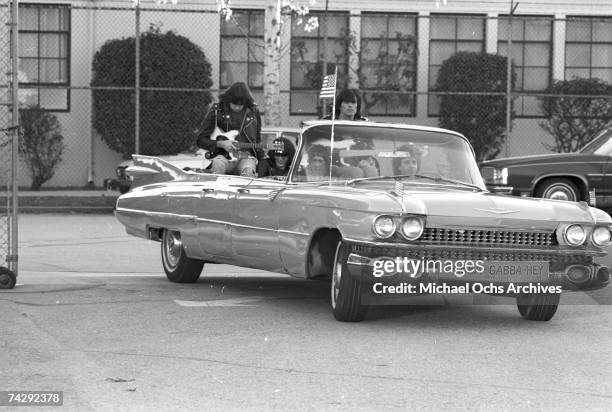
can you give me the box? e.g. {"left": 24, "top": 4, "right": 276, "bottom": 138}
{"left": 108, "top": 127, "right": 300, "bottom": 193}
{"left": 481, "top": 127, "right": 612, "bottom": 210}
{"left": 115, "top": 120, "right": 611, "bottom": 322}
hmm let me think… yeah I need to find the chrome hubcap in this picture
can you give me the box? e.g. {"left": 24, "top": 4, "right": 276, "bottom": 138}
{"left": 544, "top": 184, "right": 576, "bottom": 201}
{"left": 550, "top": 191, "right": 569, "bottom": 201}
{"left": 164, "top": 231, "right": 182, "bottom": 269}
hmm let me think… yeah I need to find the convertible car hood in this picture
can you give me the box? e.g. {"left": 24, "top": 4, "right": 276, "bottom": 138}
{"left": 481, "top": 152, "right": 583, "bottom": 168}
{"left": 395, "top": 188, "right": 594, "bottom": 230}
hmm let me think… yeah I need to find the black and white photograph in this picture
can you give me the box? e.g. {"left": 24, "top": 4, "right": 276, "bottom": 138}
{"left": 1, "top": 0, "right": 611, "bottom": 410}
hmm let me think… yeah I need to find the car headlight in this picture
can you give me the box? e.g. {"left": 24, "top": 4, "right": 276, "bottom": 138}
{"left": 564, "top": 224, "right": 587, "bottom": 246}
{"left": 591, "top": 226, "right": 612, "bottom": 247}
{"left": 400, "top": 216, "right": 424, "bottom": 241}
{"left": 481, "top": 166, "right": 508, "bottom": 185}
{"left": 372, "top": 215, "right": 396, "bottom": 239}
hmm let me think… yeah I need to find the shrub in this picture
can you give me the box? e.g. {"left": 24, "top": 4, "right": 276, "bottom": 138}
{"left": 92, "top": 26, "right": 213, "bottom": 158}
{"left": 435, "top": 51, "right": 515, "bottom": 163}
{"left": 19, "top": 106, "right": 66, "bottom": 190}
{"left": 538, "top": 78, "right": 612, "bottom": 152}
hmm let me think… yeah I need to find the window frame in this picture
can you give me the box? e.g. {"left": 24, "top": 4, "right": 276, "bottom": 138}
{"left": 289, "top": 10, "right": 350, "bottom": 116}
{"left": 497, "top": 14, "right": 554, "bottom": 118}
{"left": 565, "top": 15, "right": 612, "bottom": 84}
{"left": 428, "top": 13, "right": 486, "bottom": 117}
{"left": 219, "top": 8, "right": 265, "bottom": 101}
{"left": 18, "top": 3, "right": 71, "bottom": 112}
{"left": 359, "top": 11, "right": 418, "bottom": 117}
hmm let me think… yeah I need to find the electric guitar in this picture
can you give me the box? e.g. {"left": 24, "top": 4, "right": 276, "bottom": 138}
{"left": 203, "top": 128, "right": 284, "bottom": 161}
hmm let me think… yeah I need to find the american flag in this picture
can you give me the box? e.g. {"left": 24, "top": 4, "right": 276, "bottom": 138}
{"left": 319, "top": 74, "right": 336, "bottom": 99}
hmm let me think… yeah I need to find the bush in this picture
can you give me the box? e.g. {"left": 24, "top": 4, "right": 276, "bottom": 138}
{"left": 435, "top": 51, "right": 514, "bottom": 163}
{"left": 538, "top": 78, "right": 612, "bottom": 152}
{"left": 92, "top": 26, "right": 213, "bottom": 158}
{"left": 19, "top": 106, "right": 66, "bottom": 190}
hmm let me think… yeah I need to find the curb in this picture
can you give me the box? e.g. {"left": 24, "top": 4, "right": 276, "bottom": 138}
{"left": 0, "top": 192, "right": 119, "bottom": 214}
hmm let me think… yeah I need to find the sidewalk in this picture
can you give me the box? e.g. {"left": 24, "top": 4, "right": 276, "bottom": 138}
{"left": 0, "top": 190, "right": 119, "bottom": 213}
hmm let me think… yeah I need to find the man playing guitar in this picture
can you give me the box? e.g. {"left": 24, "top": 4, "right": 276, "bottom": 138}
{"left": 196, "top": 82, "right": 262, "bottom": 177}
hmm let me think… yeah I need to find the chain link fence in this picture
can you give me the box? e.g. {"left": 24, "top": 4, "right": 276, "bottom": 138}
{"left": 0, "top": 0, "right": 18, "bottom": 287}
{"left": 11, "top": 4, "right": 612, "bottom": 187}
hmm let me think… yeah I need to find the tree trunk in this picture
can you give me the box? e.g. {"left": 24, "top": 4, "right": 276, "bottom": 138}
{"left": 263, "top": 0, "right": 282, "bottom": 127}
{"left": 30, "top": 176, "right": 44, "bottom": 191}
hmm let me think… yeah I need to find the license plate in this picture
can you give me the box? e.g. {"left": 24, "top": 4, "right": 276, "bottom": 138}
{"left": 435, "top": 260, "right": 550, "bottom": 283}
{"left": 481, "top": 261, "right": 549, "bottom": 283}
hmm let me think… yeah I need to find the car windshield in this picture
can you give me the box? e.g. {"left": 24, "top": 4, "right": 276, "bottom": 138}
{"left": 291, "top": 123, "right": 486, "bottom": 190}
{"left": 580, "top": 128, "right": 612, "bottom": 155}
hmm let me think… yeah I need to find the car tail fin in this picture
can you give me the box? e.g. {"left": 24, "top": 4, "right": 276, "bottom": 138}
{"left": 127, "top": 155, "right": 193, "bottom": 188}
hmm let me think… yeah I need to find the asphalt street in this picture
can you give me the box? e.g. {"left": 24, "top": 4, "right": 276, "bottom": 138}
{"left": 1, "top": 214, "right": 611, "bottom": 411}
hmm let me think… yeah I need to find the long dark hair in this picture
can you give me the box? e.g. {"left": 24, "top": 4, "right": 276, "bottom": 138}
{"left": 334, "top": 89, "right": 364, "bottom": 119}
{"left": 219, "top": 82, "right": 255, "bottom": 108}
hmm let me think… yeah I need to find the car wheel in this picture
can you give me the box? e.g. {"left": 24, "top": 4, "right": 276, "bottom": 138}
{"left": 331, "top": 241, "right": 368, "bottom": 322}
{"left": 161, "top": 229, "right": 204, "bottom": 283}
{"left": 0, "top": 267, "right": 16, "bottom": 289}
{"left": 516, "top": 293, "right": 560, "bottom": 321}
{"left": 535, "top": 178, "right": 580, "bottom": 202}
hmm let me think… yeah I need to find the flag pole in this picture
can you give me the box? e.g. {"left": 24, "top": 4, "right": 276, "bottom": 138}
{"left": 328, "top": 65, "right": 337, "bottom": 183}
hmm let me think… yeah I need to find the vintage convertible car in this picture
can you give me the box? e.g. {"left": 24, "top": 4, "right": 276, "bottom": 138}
{"left": 115, "top": 120, "right": 612, "bottom": 322}
{"left": 481, "top": 127, "right": 612, "bottom": 210}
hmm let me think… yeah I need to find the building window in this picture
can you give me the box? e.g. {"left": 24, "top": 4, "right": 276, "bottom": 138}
{"left": 360, "top": 12, "right": 417, "bottom": 117}
{"left": 428, "top": 14, "right": 485, "bottom": 116}
{"left": 220, "top": 9, "right": 264, "bottom": 105}
{"left": 290, "top": 11, "right": 349, "bottom": 116}
{"left": 19, "top": 4, "right": 70, "bottom": 111}
{"left": 566, "top": 16, "right": 612, "bottom": 84}
{"left": 498, "top": 15, "right": 553, "bottom": 117}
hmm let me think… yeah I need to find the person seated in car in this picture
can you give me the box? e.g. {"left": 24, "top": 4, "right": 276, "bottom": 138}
{"left": 346, "top": 138, "right": 379, "bottom": 177}
{"left": 392, "top": 145, "right": 420, "bottom": 176}
{"left": 304, "top": 144, "right": 332, "bottom": 181}
{"left": 258, "top": 137, "right": 296, "bottom": 178}
{"left": 196, "top": 82, "right": 262, "bottom": 177}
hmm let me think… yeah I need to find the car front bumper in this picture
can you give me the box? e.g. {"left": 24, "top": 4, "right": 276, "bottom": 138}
{"left": 343, "top": 241, "right": 610, "bottom": 293}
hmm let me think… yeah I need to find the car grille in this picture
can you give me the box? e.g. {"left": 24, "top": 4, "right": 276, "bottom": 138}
{"left": 419, "top": 228, "right": 556, "bottom": 247}
{"left": 350, "top": 244, "right": 591, "bottom": 272}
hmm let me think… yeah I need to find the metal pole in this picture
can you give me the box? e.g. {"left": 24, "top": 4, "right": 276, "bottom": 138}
{"left": 323, "top": 0, "right": 329, "bottom": 76}
{"left": 505, "top": 0, "right": 518, "bottom": 157}
{"left": 134, "top": 2, "right": 140, "bottom": 154}
{"left": 321, "top": 0, "right": 329, "bottom": 117}
{"left": 10, "top": 0, "right": 19, "bottom": 276}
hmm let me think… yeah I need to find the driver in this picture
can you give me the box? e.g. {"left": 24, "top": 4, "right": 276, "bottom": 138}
{"left": 392, "top": 145, "right": 420, "bottom": 176}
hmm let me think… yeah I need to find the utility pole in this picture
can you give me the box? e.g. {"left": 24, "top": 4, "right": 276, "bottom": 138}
{"left": 135, "top": 2, "right": 141, "bottom": 154}
{"left": 505, "top": 0, "right": 519, "bottom": 157}
{"left": 321, "top": 0, "right": 330, "bottom": 118}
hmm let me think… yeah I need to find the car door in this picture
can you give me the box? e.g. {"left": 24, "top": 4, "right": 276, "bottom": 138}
{"left": 195, "top": 175, "right": 247, "bottom": 259}
{"left": 230, "top": 177, "right": 287, "bottom": 272}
